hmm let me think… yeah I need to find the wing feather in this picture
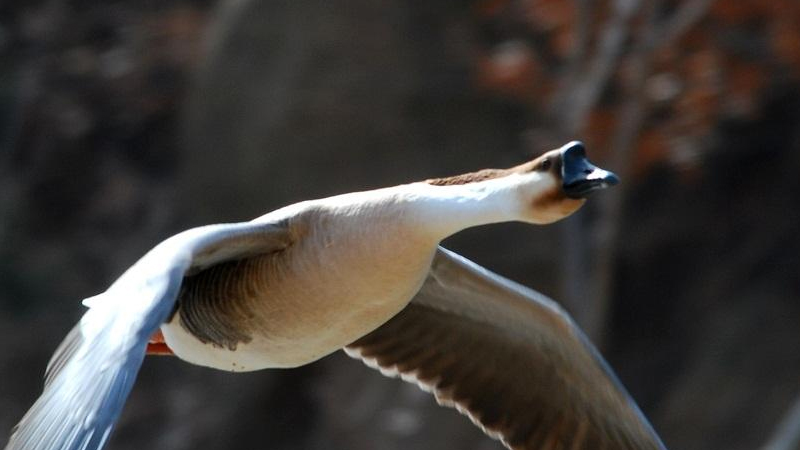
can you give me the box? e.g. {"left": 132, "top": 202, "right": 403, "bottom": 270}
{"left": 5, "top": 221, "right": 291, "bottom": 450}
{"left": 346, "top": 247, "right": 666, "bottom": 450}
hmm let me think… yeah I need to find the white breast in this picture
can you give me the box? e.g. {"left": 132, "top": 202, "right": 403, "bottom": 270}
{"left": 161, "top": 188, "right": 441, "bottom": 372}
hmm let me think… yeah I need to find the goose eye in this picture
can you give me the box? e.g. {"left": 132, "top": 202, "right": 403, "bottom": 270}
{"left": 539, "top": 159, "right": 552, "bottom": 171}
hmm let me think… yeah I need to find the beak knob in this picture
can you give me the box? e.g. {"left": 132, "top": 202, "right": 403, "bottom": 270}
{"left": 561, "top": 141, "right": 620, "bottom": 199}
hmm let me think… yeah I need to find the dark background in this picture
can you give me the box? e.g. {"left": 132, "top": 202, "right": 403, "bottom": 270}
{"left": 1, "top": 1, "right": 799, "bottom": 449}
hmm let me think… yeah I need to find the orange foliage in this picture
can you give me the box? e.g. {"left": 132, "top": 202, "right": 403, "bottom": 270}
{"left": 632, "top": 129, "right": 668, "bottom": 176}
{"left": 584, "top": 110, "right": 617, "bottom": 154}
{"left": 551, "top": 27, "right": 576, "bottom": 61}
{"left": 710, "top": 1, "right": 763, "bottom": 24}
{"left": 475, "top": 42, "right": 543, "bottom": 101}
{"left": 770, "top": 17, "right": 800, "bottom": 75}
{"left": 520, "top": 0, "right": 576, "bottom": 31}
{"left": 474, "top": 0, "right": 511, "bottom": 18}
{"left": 471, "top": 0, "right": 800, "bottom": 176}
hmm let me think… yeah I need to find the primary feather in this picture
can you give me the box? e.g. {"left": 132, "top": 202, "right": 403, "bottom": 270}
{"left": 5, "top": 221, "right": 289, "bottom": 450}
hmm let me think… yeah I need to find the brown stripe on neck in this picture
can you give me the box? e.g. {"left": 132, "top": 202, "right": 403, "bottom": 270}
{"left": 425, "top": 161, "right": 537, "bottom": 186}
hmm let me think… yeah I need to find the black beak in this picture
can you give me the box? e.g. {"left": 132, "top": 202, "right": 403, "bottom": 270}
{"left": 561, "top": 141, "right": 620, "bottom": 199}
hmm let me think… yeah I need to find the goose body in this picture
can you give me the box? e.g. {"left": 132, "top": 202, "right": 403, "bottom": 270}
{"left": 166, "top": 183, "right": 446, "bottom": 370}
{"left": 6, "top": 142, "right": 667, "bottom": 450}
{"left": 165, "top": 168, "right": 579, "bottom": 371}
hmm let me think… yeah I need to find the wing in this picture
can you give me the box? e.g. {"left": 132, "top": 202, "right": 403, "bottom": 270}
{"left": 346, "top": 247, "right": 666, "bottom": 450}
{"left": 5, "top": 220, "right": 292, "bottom": 450}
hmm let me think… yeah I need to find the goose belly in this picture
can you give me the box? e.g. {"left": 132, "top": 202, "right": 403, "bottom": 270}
{"left": 161, "top": 245, "right": 435, "bottom": 372}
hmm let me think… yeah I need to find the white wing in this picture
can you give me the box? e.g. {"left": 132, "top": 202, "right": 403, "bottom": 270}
{"left": 347, "top": 247, "right": 667, "bottom": 450}
{"left": 5, "top": 221, "right": 292, "bottom": 450}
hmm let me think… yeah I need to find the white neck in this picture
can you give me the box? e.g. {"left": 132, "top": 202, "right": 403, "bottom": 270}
{"left": 259, "top": 171, "right": 553, "bottom": 244}
{"left": 401, "top": 174, "right": 538, "bottom": 241}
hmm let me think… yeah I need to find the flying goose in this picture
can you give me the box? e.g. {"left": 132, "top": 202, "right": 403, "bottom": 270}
{"left": 5, "top": 141, "right": 666, "bottom": 450}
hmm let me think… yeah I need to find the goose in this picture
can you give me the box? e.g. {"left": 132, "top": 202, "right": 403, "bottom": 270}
{"left": 5, "top": 141, "right": 666, "bottom": 450}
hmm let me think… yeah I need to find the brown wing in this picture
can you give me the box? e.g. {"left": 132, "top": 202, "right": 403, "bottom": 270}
{"left": 345, "top": 247, "right": 666, "bottom": 450}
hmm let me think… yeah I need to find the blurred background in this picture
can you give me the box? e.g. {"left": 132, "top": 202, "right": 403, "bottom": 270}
{"left": 1, "top": 0, "right": 799, "bottom": 449}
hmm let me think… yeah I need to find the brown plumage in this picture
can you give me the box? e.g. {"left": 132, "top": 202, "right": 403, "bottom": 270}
{"left": 425, "top": 158, "right": 544, "bottom": 186}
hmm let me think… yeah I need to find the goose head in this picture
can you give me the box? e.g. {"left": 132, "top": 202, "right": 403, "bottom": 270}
{"left": 522, "top": 140, "right": 619, "bottom": 224}
{"left": 422, "top": 141, "right": 619, "bottom": 233}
